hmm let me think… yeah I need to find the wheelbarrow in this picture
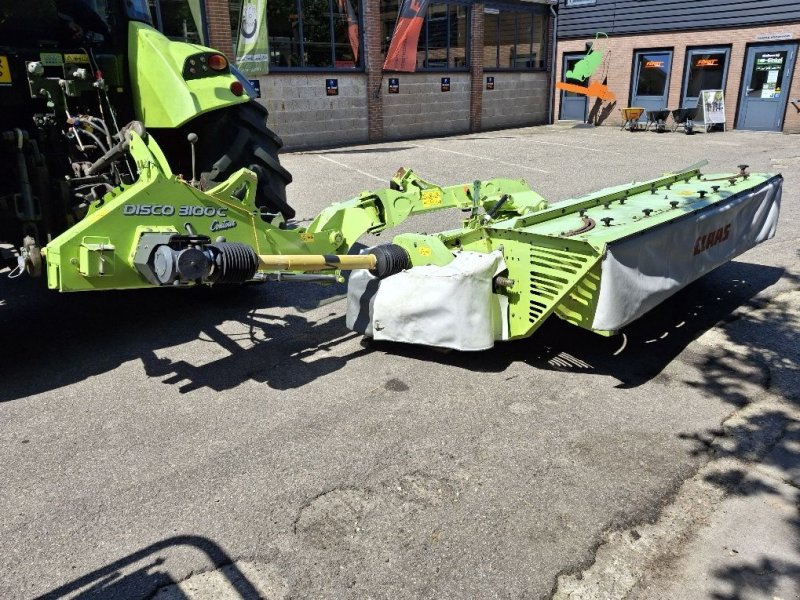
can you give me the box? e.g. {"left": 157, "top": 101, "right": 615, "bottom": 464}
{"left": 645, "top": 109, "right": 671, "bottom": 133}
{"left": 620, "top": 107, "right": 645, "bottom": 131}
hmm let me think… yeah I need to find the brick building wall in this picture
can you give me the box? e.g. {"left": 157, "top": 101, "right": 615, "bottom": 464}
{"left": 383, "top": 73, "right": 471, "bottom": 139}
{"left": 199, "top": 1, "right": 554, "bottom": 149}
{"left": 204, "top": 0, "right": 234, "bottom": 59}
{"left": 556, "top": 24, "right": 800, "bottom": 134}
{"left": 363, "top": 0, "right": 384, "bottom": 143}
{"left": 482, "top": 72, "right": 549, "bottom": 129}
{"left": 254, "top": 74, "right": 369, "bottom": 149}
{"left": 469, "top": 3, "right": 485, "bottom": 132}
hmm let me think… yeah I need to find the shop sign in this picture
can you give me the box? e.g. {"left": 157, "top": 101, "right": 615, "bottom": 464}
{"left": 696, "top": 58, "right": 719, "bottom": 67}
{"left": 326, "top": 78, "right": 339, "bottom": 96}
{"left": 644, "top": 60, "right": 664, "bottom": 69}
{"left": 754, "top": 32, "right": 793, "bottom": 41}
{"left": 486, "top": 76, "right": 494, "bottom": 90}
{"left": 388, "top": 78, "right": 399, "bottom": 93}
{"left": 441, "top": 77, "right": 450, "bottom": 92}
{"left": 566, "top": 0, "right": 596, "bottom": 5}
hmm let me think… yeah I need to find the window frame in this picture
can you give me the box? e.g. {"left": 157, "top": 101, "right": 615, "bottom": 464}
{"left": 257, "top": 0, "right": 366, "bottom": 72}
{"left": 483, "top": 1, "right": 550, "bottom": 72}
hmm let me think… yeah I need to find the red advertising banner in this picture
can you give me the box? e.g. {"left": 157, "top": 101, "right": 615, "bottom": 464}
{"left": 337, "top": 0, "right": 360, "bottom": 63}
{"left": 383, "top": 0, "right": 431, "bottom": 72}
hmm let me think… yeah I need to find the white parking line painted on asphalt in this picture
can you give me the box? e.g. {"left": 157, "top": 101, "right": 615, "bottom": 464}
{"left": 411, "top": 143, "right": 550, "bottom": 173}
{"left": 425, "top": 136, "right": 621, "bottom": 156}
{"left": 316, "top": 154, "right": 386, "bottom": 182}
{"left": 524, "top": 139, "right": 623, "bottom": 154}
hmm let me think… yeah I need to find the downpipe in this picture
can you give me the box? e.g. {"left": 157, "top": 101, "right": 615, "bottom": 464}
{"left": 548, "top": 3, "right": 558, "bottom": 125}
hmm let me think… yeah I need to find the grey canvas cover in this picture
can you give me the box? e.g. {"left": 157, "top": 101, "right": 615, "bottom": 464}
{"left": 592, "top": 175, "right": 781, "bottom": 331}
{"left": 347, "top": 250, "right": 508, "bottom": 351}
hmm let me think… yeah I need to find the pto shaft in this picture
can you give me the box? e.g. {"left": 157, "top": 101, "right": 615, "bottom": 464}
{"left": 257, "top": 254, "right": 377, "bottom": 272}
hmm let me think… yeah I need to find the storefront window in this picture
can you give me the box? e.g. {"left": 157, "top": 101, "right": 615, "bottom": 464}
{"left": 484, "top": 4, "right": 547, "bottom": 70}
{"left": 685, "top": 51, "right": 727, "bottom": 97}
{"left": 242, "top": 0, "right": 361, "bottom": 69}
{"left": 635, "top": 53, "right": 670, "bottom": 96}
{"left": 303, "top": 0, "right": 334, "bottom": 67}
{"left": 483, "top": 9, "right": 499, "bottom": 67}
{"left": 380, "top": 0, "right": 469, "bottom": 70}
{"left": 380, "top": 0, "right": 400, "bottom": 58}
{"left": 149, "top": 0, "right": 203, "bottom": 43}
{"left": 334, "top": 0, "right": 360, "bottom": 67}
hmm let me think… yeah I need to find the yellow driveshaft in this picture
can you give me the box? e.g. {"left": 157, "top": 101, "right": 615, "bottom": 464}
{"left": 257, "top": 254, "right": 377, "bottom": 272}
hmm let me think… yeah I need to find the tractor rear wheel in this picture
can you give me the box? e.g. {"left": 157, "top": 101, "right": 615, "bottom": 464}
{"left": 187, "top": 101, "right": 295, "bottom": 220}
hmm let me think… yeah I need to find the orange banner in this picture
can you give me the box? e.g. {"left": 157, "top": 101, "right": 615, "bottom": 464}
{"left": 337, "top": 0, "right": 360, "bottom": 63}
{"left": 383, "top": 0, "right": 430, "bottom": 72}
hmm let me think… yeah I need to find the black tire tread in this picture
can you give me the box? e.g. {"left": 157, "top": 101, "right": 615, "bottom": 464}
{"left": 195, "top": 100, "right": 294, "bottom": 219}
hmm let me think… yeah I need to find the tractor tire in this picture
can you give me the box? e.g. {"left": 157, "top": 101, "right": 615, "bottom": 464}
{"left": 191, "top": 100, "right": 294, "bottom": 220}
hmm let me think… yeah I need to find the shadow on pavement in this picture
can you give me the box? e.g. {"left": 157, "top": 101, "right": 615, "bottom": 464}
{"left": 709, "top": 556, "right": 800, "bottom": 600}
{"left": 35, "top": 535, "right": 261, "bottom": 600}
{"left": 374, "top": 261, "right": 785, "bottom": 389}
{"left": 0, "top": 260, "right": 784, "bottom": 400}
{"left": 672, "top": 264, "right": 799, "bottom": 598}
{"left": 0, "top": 276, "right": 357, "bottom": 401}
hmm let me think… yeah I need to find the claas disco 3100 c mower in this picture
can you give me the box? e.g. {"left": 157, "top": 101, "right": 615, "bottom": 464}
{"left": 0, "top": 1, "right": 781, "bottom": 350}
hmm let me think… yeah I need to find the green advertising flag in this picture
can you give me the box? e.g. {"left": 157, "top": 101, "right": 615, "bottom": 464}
{"left": 236, "top": 0, "right": 269, "bottom": 75}
{"left": 186, "top": 0, "right": 205, "bottom": 44}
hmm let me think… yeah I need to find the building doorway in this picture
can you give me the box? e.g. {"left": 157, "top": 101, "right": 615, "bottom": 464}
{"left": 737, "top": 43, "right": 797, "bottom": 131}
{"left": 682, "top": 47, "right": 730, "bottom": 109}
{"left": 631, "top": 50, "right": 672, "bottom": 121}
{"left": 560, "top": 53, "right": 588, "bottom": 121}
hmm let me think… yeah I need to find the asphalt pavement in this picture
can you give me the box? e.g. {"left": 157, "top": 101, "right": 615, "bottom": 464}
{"left": 1, "top": 125, "right": 798, "bottom": 599}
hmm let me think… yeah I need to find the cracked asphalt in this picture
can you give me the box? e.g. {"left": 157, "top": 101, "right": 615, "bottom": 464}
{"left": 1, "top": 126, "right": 798, "bottom": 599}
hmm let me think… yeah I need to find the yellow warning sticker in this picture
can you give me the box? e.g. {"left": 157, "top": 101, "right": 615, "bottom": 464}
{"left": 299, "top": 232, "right": 314, "bottom": 243}
{"left": 421, "top": 189, "right": 442, "bottom": 207}
{"left": 0, "top": 56, "right": 10, "bottom": 84}
{"left": 418, "top": 246, "right": 432, "bottom": 257}
{"left": 64, "top": 53, "right": 90, "bottom": 64}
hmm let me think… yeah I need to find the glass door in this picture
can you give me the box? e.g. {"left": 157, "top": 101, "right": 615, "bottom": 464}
{"left": 559, "top": 53, "right": 588, "bottom": 121}
{"left": 631, "top": 50, "right": 672, "bottom": 121}
{"left": 738, "top": 44, "right": 797, "bottom": 131}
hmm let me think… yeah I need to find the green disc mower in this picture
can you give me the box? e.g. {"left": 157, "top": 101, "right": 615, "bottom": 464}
{"left": 0, "top": 2, "right": 782, "bottom": 350}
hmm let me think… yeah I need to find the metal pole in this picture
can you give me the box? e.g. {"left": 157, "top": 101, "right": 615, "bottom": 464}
{"left": 548, "top": 3, "right": 558, "bottom": 124}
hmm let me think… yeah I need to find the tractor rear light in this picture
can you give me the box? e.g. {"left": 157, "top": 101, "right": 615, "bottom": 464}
{"left": 230, "top": 81, "right": 244, "bottom": 97}
{"left": 183, "top": 53, "right": 230, "bottom": 79}
{"left": 208, "top": 54, "right": 228, "bottom": 71}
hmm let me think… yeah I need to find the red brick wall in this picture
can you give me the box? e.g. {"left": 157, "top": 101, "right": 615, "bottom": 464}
{"left": 469, "top": 3, "right": 485, "bottom": 132}
{"left": 556, "top": 24, "right": 800, "bottom": 133}
{"left": 204, "top": 0, "right": 234, "bottom": 58}
{"left": 364, "top": 0, "right": 384, "bottom": 142}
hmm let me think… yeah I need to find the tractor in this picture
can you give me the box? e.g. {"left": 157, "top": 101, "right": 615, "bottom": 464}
{"left": 0, "top": 0, "right": 292, "bottom": 275}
